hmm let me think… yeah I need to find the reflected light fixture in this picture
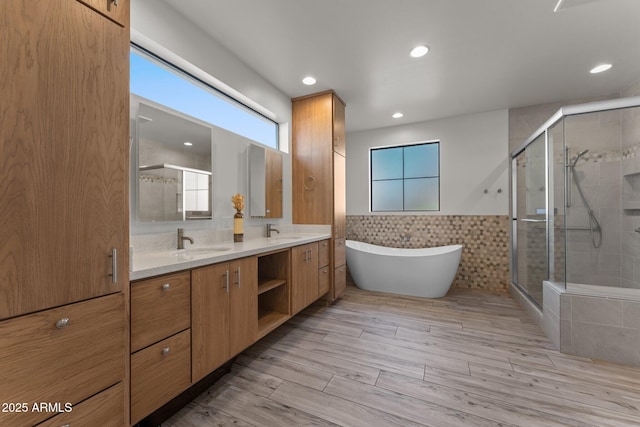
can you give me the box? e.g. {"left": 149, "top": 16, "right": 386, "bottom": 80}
{"left": 183, "top": 141, "right": 193, "bottom": 146}
{"left": 302, "top": 76, "right": 317, "bottom": 85}
{"left": 392, "top": 112, "right": 404, "bottom": 119}
{"left": 410, "top": 45, "right": 429, "bottom": 58}
{"left": 590, "top": 63, "right": 612, "bottom": 74}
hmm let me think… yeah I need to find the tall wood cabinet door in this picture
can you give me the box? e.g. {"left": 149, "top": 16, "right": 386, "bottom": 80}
{"left": 291, "top": 243, "right": 319, "bottom": 314}
{"left": 334, "top": 152, "right": 346, "bottom": 238}
{"left": 0, "top": 0, "right": 129, "bottom": 319}
{"left": 292, "top": 93, "right": 333, "bottom": 225}
{"left": 333, "top": 95, "right": 346, "bottom": 156}
{"left": 192, "top": 263, "right": 230, "bottom": 382}
{"left": 229, "top": 257, "right": 258, "bottom": 357}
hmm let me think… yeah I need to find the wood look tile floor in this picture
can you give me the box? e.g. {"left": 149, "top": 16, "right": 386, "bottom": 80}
{"left": 164, "top": 286, "right": 640, "bottom": 427}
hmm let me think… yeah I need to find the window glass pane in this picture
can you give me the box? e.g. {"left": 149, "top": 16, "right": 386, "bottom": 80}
{"left": 404, "top": 178, "right": 439, "bottom": 210}
{"left": 371, "top": 147, "right": 403, "bottom": 180}
{"left": 372, "top": 180, "right": 403, "bottom": 211}
{"left": 131, "top": 50, "right": 278, "bottom": 149}
{"left": 404, "top": 143, "right": 438, "bottom": 178}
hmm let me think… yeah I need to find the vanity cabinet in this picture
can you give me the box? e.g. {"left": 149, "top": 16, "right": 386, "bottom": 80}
{"left": 192, "top": 257, "right": 258, "bottom": 382}
{"left": 130, "top": 272, "right": 192, "bottom": 424}
{"left": 291, "top": 242, "right": 320, "bottom": 314}
{"left": 1, "top": 2, "right": 130, "bottom": 421}
{"left": 318, "top": 239, "right": 331, "bottom": 295}
{"left": 292, "top": 90, "right": 347, "bottom": 303}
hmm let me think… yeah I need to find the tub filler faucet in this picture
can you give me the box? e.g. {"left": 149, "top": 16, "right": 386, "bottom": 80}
{"left": 177, "top": 228, "right": 194, "bottom": 250}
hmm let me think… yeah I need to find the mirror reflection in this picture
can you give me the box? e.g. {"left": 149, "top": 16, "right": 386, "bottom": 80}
{"left": 136, "top": 100, "right": 213, "bottom": 221}
{"left": 249, "top": 146, "right": 283, "bottom": 218}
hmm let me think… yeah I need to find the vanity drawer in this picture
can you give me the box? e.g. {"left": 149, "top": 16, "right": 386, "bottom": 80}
{"left": 131, "top": 329, "right": 191, "bottom": 424}
{"left": 36, "top": 382, "right": 124, "bottom": 427}
{"left": 334, "top": 237, "right": 346, "bottom": 267}
{"left": 0, "top": 293, "right": 125, "bottom": 426}
{"left": 318, "top": 239, "right": 330, "bottom": 268}
{"left": 131, "top": 271, "right": 191, "bottom": 352}
{"left": 319, "top": 266, "right": 331, "bottom": 295}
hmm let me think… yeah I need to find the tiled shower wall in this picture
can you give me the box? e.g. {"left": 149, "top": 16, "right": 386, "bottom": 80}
{"left": 346, "top": 215, "right": 510, "bottom": 292}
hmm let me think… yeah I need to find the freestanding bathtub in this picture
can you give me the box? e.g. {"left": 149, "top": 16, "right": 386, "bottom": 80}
{"left": 346, "top": 240, "right": 463, "bottom": 298}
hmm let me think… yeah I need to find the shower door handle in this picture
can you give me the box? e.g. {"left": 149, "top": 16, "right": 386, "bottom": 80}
{"left": 521, "top": 218, "right": 546, "bottom": 223}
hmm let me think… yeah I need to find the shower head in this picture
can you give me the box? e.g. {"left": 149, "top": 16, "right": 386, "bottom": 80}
{"left": 569, "top": 149, "right": 589, "bottom": 167}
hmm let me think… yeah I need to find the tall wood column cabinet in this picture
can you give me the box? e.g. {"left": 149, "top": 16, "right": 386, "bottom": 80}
{"left": 292, "top": 90, "right": 347, "bottom": 303}
{"left": 0, "top": 1, "right": 129, "bottom": 425}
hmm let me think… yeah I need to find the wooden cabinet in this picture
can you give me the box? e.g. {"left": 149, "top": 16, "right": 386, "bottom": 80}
{"left": 37, "top": 382, "right": 125, "bottom": 427}
{"left": 0, "top": 293, "right": 126, "bottom": 426}
{"left": 291, "top": 243, "right": 320, "bottom": 314}
{"left": 0, "top": 0, "right": 129, "bottom": 320}
{"left": 192, "top": 257, "right": 257, "bottom": 382}
{"left": 130, "top": 271, "right": 191, "bottom": 423}
{"left": 131, "top": 330, "right": 191, "bottom": 424}
{"left": 292, "top": 90, "right": 347, "bottom": 303}
{"left": 77, "top": 0, "right": 129, "bottom": 26}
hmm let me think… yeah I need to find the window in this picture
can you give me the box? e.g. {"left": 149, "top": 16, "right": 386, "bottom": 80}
{"left": 130, "top": 46, "right": 279, "bottom": 149}
{"left": 370, "top": 141, "right": 440, "bottom": 211}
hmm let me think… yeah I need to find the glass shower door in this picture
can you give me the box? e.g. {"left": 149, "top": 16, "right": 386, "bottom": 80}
{"left": 514, "top": 133, "right": 547, "bottom": 306}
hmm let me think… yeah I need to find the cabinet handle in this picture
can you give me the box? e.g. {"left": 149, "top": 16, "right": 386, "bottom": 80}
{"left": 162, "top": 347, "right": 170, "bottom": 356}
{"left": 303, "top": 175, "right": 316, "bottom": 191}
{"left": 303, "top": 249, "right": 307, "bottom": 263}
{"left": 162, "top": 283, "right": 170, "bottom": 291}
{"left": 307, "top": 249, "right": 312, "bottom": 261}
{"left": 236, "top": 267, "right": 241, "bottom": 288}
{"left": 112, "top": 0, "right": 119, "bottom": 6}
{"left": 55, "top": 318, "right": 70, "bottom": 329}
{"left": 108, "top": 248, "right": 117, "bottom": 284}
{"left": 224, "top": 270, "right": 230, "bottom": 293}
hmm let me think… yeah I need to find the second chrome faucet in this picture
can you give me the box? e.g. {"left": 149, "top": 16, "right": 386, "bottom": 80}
{"left": 266, "top": 223, "right": 280, "bottom": 238}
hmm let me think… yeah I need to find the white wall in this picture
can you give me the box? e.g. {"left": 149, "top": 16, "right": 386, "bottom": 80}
{"left": 130, "top": 0, "right": 294, "bottom": 233}
{"left": 346, "top": 109, "right": 509, "bottom": 216}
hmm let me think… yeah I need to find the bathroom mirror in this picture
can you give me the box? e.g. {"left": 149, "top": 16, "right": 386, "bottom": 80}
{"left": 249, "top": 145, "right": 283, "bottom": 218}
{"left": 132, "top": 96, "right": 284, "bottom": 222}
{"left": 135, "top": 99, "right": 213, "bottom": 222}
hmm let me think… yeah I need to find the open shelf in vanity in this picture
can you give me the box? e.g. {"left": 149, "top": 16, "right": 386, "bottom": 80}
{"left": 257, "top": 249, "right": 291, "bottom": 339}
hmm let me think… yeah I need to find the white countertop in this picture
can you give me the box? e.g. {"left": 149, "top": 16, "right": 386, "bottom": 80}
{"left": 130, "top": 232, "right": 331, "bottom": 281}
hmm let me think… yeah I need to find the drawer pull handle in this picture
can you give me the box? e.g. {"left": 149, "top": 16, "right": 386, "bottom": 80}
{"left": 55, "top": 318, "right": 70, "bottom": 329}
{"left": 108, "top": 248, "right": 117, "bottom": 284}
{"left": 162, "top": 283, "right": 171, "bottom": 291}
{"left": 162, "top": 347, "right": 170, "bottom": 356}
{"left": 236, "top": 267, "right": 241, "bottom": 288}
{"left": 225, "top": 270, "right": 230, "bottom": 293}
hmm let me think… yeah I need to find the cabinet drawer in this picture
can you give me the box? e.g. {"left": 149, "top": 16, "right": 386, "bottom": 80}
{"left": 0, "top": 293, "right": 125, "bottom": 426}
{"left": 318, "top": 239, "right": 330, "bottom": 268}
{"left": 131, "top": 330, "right": 191, "bottom": 424}
{"left": 334, "top": 265, "right": 346, "bottom": 299}
{"left": 36, "top": 382, "right": 124, "bottom": 427}
{"left": 319, "top": 266, "right": 331, "bottom": 296}
{"left": 77, "top": 0, "right": 129, "bottom": 26}
{"left": 334, "top": 237, "right": 346, "bottom": 267}
{"left": 131, "top": 271, "right": 191, "bottom": 352}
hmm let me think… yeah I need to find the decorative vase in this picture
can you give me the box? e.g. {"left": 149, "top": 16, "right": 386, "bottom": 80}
{"left": 233, "top": 211, "right": 244, "bottom": 242}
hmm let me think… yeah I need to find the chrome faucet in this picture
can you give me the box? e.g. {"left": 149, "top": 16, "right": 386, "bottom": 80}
{"left": 266, "top": 223, "right": 280, "bottom": 238}
{"left": 177, "top": 228, "right": 194, "bottom": 250}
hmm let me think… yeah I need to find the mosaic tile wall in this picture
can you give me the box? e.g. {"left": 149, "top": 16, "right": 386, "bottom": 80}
{"left": 346, "top": 215, "right": 510, "bottom": 292}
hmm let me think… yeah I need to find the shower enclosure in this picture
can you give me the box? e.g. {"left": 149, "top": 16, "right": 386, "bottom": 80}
{"left": 511, "top": 96, "right": 640, "bottom": 309}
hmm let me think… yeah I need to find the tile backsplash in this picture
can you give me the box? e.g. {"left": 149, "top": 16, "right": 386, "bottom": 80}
{"left": 346, "top": 215, "right": 510, "bottom": 292}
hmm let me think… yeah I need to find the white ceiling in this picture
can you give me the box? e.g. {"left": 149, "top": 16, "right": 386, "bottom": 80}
{"left": 161, "top": 0, "right": 640, "bottom": 132}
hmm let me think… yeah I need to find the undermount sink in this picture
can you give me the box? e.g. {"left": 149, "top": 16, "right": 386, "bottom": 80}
{"left": 187, "top": 246, "right": 232, "bottom": 253}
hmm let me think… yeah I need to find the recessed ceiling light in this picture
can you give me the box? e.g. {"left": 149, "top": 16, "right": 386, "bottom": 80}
{"left": 410, "top": 45, "right": 429, "bottom": 58}
{"left": 183, "top": 141, "right": 193, "bottom": 146}
{"left": 302, "top": 76, "right": 317, "bottom": 85}
{"left": 392, "top": 112, "right": 404, "bottom": 119}
{"left": 590, "top": 63, "right": 612, "bottom": 74}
